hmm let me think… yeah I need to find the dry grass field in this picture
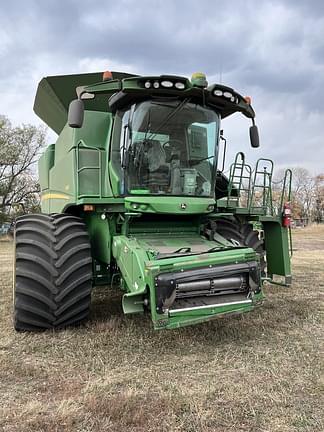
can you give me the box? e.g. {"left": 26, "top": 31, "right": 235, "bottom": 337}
{"left": 0, "top": 226, "right": 323, "bottom": 432}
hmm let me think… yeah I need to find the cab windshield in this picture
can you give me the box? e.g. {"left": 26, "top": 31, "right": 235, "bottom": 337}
{"left": 118, "top": 100, "right": 220, "bottom": 197}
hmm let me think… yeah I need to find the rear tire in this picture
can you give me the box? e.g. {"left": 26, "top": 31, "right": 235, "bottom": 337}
{"left": 13, "top": 213, "right": 92, "bottom": 331}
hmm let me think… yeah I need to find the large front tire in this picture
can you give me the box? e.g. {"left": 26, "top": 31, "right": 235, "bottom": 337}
{"left": 13, "top": 213, "right": 92, "bottom": 331}
{"left": 212, "top": 218, "right": 266, "bottom": 274}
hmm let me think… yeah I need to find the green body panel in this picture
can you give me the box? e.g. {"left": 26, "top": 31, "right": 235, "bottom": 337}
{"left": 83, "top": 212, "right": 113, "bottom": 286}
{"left": 84, "top": 213, "right": 111, "bottom": 264}
{"left": 38, "top": 144, "right": 55, "bottom": 191}
{"left": 112, "top": 235, "right": 148, "bottom": 314}
{"left": 41, "top": 192, "right": 74, "bottom": 214}
{"left": 108, "top": 160, "right": 121, "bottom": 197}
{"left": 112, "top": 233, "right": 260, "bottom": 329}
{"left": 125, "top": 196, "right": 215, "bottom": 214}
{"left": 262, "top": 220, "right": 291, "bottom": 279}
{"left": 48, "top": 152, "right": 76, "bottom": 209}
{"left": 39, "top": 110, "right": 115, "bottom": 213}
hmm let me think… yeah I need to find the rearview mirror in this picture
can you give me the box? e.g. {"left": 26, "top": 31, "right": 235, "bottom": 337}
{"left": 68, "top": 99, "right": 84, "bottom": 128}
{"left": 249, "top": 125, "right": 260, "bottom": 148}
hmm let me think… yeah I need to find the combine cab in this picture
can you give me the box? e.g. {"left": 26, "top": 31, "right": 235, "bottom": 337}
{"left": 13, "top": 71, "right": 292, "bottom": 330}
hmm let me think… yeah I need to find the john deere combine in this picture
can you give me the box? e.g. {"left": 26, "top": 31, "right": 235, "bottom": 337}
{"left": 13, "top": 71, "right": 292, "bottom": 331}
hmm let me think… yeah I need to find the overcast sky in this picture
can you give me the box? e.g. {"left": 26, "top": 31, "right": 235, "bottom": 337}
{"left": 1, "top": 0, "right": 323, "bottom": 174}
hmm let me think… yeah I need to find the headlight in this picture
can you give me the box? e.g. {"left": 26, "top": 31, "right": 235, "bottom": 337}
{"left": 175, "top": 82, "right": 185, "bottom": 90}
{"left": 161, "top": 80, "right": 173, "bottom": 88}
{"left": 153, "top": 81, "right": 160, "bottom": 89}
{"left": 144, "top": 81, "right": 151, "bottom": 89}
{"left": 223, "top": 91, "right": 232, "bottom": 99}
{"left": 213, "top": 89, "right": 223, "bottom": 97}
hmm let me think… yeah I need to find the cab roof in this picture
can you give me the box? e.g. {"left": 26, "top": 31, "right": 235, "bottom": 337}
{"left": 34, "top": 71, "right": 255, "bottom": 134}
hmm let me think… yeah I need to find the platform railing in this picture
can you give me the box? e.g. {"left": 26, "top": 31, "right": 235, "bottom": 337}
{"left": 227, "top": 152, "right": 253, "bottom": 208}
{"left": 249, "top": 158, "right": 274, "bottom": 215}
{"left": 226, "top": 153, "right": 292, "bottom": 218}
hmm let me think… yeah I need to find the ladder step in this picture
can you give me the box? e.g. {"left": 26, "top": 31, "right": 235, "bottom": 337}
{"left": 231, "top": 176, "right": 251, "bottom": 181}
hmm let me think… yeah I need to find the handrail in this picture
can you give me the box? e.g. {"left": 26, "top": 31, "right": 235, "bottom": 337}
{"left": 76, "top": 140, "right": 102, "bottom": 198}
{"left": 279, "top": 168, "right": 292, "bottom": 211}
{"left": 280, "top": 168, "right": 293, "bottom": 257}
{"left": 221, "top": 153, "right": 293, "bottom": 236}
{"left": 227, "top": 152, "right": 252, "bottom": 207}
{"left": 249, "top": 158, "right": 274, "bottom": 215}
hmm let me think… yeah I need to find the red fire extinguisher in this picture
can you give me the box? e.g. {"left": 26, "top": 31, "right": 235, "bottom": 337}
{"left": 282, "top": 202, "right": 292, "bottom": 228}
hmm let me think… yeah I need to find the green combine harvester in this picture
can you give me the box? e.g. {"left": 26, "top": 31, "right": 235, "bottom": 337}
{"left": 13, "top": 70, "right": 293, "bottom": 331}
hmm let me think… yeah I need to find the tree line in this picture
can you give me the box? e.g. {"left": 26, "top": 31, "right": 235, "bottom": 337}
{"left": 288, "top": 168, "right": 324, "bottom": 224}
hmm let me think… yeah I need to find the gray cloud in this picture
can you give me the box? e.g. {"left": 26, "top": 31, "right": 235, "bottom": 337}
{"left": 0, "top": 0, "right": 323, "bottom": 173}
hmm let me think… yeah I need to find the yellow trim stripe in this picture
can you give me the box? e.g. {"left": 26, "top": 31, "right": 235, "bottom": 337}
{"left": 41, "top": 192, "right": 70, "bottom": 201}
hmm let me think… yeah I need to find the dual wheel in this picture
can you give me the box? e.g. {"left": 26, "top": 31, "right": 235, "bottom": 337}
{"left": 13, "top": 213, "right": 92, "bottom": 331}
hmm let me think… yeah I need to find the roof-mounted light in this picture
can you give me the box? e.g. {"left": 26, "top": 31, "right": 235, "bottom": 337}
{"left": 244, "top": 96, "right": 252, "bottom": 104}
{"left": 161, "top": 80, "right": 173, "bottom": 88}
{"left": 213, "top": 89, "right": 223, "bottom": 97}
{"left": 142, "top": 78, "right": 186, "bottom": 91}
{"left": 175, "top": 82, "right": 185, "bottom": 90}
{"left": 213, "top": 88, "right": 239, "bottom": 104}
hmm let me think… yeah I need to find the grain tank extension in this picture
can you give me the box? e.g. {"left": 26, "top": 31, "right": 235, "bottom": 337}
{"left": 13, "top": 71, "right": 292, "bottom": 330}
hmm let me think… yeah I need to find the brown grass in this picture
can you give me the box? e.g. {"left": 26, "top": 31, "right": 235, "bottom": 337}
{"left": 0, "top": 226, "right": 323, "bottom": 432}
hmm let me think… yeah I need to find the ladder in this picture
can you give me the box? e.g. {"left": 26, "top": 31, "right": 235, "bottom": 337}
{"left": 249, "top": 158, "right": 274, "bottom": 215}
{"left": 227, "top": 152, "right": 252, "bottom": 208}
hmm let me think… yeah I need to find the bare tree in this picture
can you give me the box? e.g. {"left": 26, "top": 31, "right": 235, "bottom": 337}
{"left": 272, "top": 167, "right": 322, "bottom": 224}
{"left": 313, "top": 174, "right": 324, "bottom": 223}
{"left": 0, "top": 116, "right": 46, "bottom": 222}
{"left": 290, "top": 168, "right": 315, "bottom": 221}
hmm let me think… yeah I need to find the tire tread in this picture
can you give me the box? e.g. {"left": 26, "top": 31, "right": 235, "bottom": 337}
{"left": 14, "top": 213, "right": 92, "bottom": 331}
